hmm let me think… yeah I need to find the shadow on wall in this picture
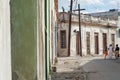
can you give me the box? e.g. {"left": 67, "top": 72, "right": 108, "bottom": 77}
{"left": 12, "top": 71, "right": 37, "bottom": 80}
{"left": 12, "top": 71, "right": 19, "bottom": 80}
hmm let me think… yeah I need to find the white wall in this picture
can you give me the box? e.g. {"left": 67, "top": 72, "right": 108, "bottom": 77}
{"left": 57, "top": 23, "right": 69, "bottom": 57}
{"left": 70, "top": 24, "right": 117, "bottom": 56}
{"left": 50, "top": 0, "right": 57, "bottom": 64}
{"left": 118, "top": 13, "right": 120, "bottom": 53}
{"left": 58, "top": 13, "right": 118, "bottom": 57}
{"left": 58, "top": 22, "right": 117, "bottom": 57}
{"left": 0, "top": 0, "right": 12, "bottom": 80}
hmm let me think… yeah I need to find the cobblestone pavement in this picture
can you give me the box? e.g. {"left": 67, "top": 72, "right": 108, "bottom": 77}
{"left": 51, "top": 56, "right": 120, "bottom": 80}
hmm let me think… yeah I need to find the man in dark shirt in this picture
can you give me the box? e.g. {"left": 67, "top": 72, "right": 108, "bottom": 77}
{"left": 115, "top": 44, "right": 119, "bottom": 59}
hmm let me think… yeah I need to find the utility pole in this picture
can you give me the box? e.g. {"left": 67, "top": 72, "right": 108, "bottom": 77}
{"left": 78, "top": 4, "right": 82, "bottom": 56}
{"left": 68, "top": 0, "right": 73, "bottom": 56}
{"left": 73, "top": 4, "right": 85, "bottom": 56}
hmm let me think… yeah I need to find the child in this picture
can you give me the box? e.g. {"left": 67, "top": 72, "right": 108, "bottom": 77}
{"left": 104, "top": 46, "right": 108, "bottom": 59}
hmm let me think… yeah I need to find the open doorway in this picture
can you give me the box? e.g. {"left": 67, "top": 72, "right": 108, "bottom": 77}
{"left": 94, "top": 33, "right": 99, "bottom": 54}
{"left": 103, "top": 33, "right": 107, "bottom": 52}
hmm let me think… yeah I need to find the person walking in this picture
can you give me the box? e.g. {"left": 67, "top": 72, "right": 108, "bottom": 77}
{"left": 114, "top": 44, "right": 119, "bottom": 59}
{"left": 104, "top": 46, "right": 108, "bottom": 59}
{"left": 107, "top": 44, "right": 113, "bottom": 59}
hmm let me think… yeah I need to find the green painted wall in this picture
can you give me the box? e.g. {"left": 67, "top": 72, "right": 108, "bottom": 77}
{"left": 10, "top": 0, "right": 37, "bottom": 80}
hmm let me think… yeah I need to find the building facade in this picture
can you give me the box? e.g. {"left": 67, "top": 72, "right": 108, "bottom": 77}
{"left": 0, "top": 0, "right": 58, "bottom": 80}
{"left": 88, "top": 9, "right": 118, "bottom": 20}
{"left": 118, "top": 11, "right": 120, "bottom": 52}
{"left": 57, "top": 12, "right": 118, "bottom": 57}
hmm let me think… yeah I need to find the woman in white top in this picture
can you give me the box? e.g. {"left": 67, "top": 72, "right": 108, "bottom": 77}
{"left": 107, "top": 44, "right": 113, "bottom": 59}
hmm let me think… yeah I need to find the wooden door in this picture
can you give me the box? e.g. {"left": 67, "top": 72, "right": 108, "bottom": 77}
{"left": 94, "top": 33, "right": 99, "bottom": 54}
{"left": 76, "top": 32, "right": 82, "bottom": 56}
{"left": 103, "top": 33, "right": 107, "bottom": 51}
{"left": 86, "top": 32, "right": 90, "bottom": 54}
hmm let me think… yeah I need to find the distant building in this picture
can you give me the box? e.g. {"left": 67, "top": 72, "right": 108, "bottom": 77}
{"left": 57, "top": 12, "right": 118, "bottom": 57}
{"left": 88, "top": 9, "right": 118, "bottom": 20}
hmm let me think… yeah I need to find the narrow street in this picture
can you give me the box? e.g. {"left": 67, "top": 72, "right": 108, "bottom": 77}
{"left": 52, "top": 56, "right": 120, "bottom": 80}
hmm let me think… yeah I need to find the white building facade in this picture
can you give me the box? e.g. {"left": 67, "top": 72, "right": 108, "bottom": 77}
{"left": 0, "top": 0, "right": 12, "bottom": 80}
{"left": 0, "top": 0, "right": 58, "bottom": 80}
{"left": 57, "top": 12, "right": 118, "bottom": 57}
{"left": 118, "top": 11, "right": 120, "bottom": 52}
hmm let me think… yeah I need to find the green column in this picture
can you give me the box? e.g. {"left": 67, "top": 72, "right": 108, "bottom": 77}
{"left": 10, "top": 0, "right": 37, "bottom": 80}
{"left": 44, "top": 0, "right": 50, "bottom": 79}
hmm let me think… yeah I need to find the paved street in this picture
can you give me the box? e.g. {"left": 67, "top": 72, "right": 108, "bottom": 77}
{"left": 51, "top": 56, "right": 86, "bottom": 80}
{"left": 81, "top": 57, "right": 120, "bottom": 80}
{"left": 51, "top": 56, "right": 120, "bottom": 80}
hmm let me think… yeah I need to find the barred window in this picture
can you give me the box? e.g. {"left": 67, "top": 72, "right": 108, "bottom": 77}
{"left": 60, "top": 30, "right": 66, "bottom": 48}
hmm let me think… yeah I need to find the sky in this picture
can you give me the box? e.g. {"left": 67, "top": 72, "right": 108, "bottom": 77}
{"left": 58, "top": 0, "right": 120, "bottom": 13}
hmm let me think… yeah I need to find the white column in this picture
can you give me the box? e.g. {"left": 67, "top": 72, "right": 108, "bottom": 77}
{"left": 99, "top": 32, "right": 103, "bottom": 55}
{"left": 118, "top": 11, "right": 120, "bottom": 51}
{"left": 91, "top": 28, "right": 95, "bottom": 55}
{"left": 81, "top": 26, "right": 86, "bottom": 56}
{"left": 70, "top": 26, "right": 77, "bottom": 56}
{"left": 0, "top": 0, "right": 12, "bottom": 80}
{"left": 37, "top": 0, "right": 46, "bottom": 80}
{"left": 107, "top": 28, "right": 109, "bottom": 46}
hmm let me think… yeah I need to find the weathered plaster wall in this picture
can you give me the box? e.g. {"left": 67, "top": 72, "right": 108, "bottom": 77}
{"left": 10, "top": 0, "right": 37, "bottom": 80}
{"left": 57, "top": 23, "right": 69, "bottom": 57}
{"left": 50, "top": 0, "right": 57, "bottom": 64}
{"left": 118, "top": 12, "right": 120, "bottom": 51}
{"left": 71, "top": 25, "right": 117, "bottom": 56}
{"left": 58, "top": 23, "right": 117, "bottom": 57}
{"left": 0, "top": 0, "right": 12, "bottom": 80}
{"left": 37, "top": 0, "right": 46, "bottom": 80}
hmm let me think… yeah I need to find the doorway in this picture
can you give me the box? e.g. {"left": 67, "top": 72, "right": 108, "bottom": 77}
{"left": 94, "top": 33, "right": 99, "bottom": 54}
{"left": 103, "top": 33, "right": 107, "bottom": 52}
{"left": 86, "top": 32, "right": 90, "bottom": 55}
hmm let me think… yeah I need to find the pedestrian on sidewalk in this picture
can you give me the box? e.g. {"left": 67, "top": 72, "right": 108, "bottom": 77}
{"left": 104, "top": 46, "right": 108, "bottom": 59}
{"left": 114, "top": 44, "right": 119, "bottom": 59}
{"left": 107, "top": 44, "right": 113, "bottom": 59}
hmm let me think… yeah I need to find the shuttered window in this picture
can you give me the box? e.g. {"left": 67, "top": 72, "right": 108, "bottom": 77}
{"left": 60, "top": 30, "right": 66, "bottom": 48}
